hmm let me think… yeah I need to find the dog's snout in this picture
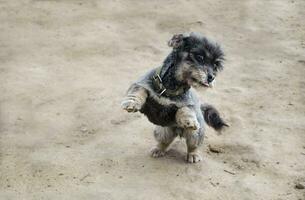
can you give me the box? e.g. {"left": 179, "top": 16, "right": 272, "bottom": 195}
{"left": 207, "top": 74, "right": 214, "bottom": 83}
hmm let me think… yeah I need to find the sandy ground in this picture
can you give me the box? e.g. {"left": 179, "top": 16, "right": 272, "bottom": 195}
{"left": 0, "top": 0, "right": 305, "bottom": 199}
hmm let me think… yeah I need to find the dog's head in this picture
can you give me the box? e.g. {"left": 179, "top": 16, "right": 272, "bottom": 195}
{"left": 169, "top": 33, "right": 224, "bottom": 88}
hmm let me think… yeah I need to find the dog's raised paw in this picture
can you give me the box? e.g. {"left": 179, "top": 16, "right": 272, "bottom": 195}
{"left": 121, "top": 99, "right": 142, "bottom": 112}
{"left": 186, "top": 152, "right": 202, "bottom": 163}
{"left": 151, "top": 147, "right": 165, "bottom": 158}
{"left": 178, "top": 117, "right": 200, "bottom": 130}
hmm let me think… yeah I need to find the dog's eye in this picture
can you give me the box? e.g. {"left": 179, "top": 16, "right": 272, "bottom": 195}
{"left": 214, "top": 61, "right": 221, "bottom": 70}
{"left": 195, "top": 55, "right": 204, "bottom": 63}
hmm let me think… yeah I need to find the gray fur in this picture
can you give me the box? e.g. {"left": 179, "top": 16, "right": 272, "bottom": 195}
{"left": 122, "top": 32, "right": 228, "bottom": 163}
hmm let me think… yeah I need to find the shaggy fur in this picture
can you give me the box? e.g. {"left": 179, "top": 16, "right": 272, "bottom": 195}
{"left": 121, "top": 32, "right": 228, "bottom": 163}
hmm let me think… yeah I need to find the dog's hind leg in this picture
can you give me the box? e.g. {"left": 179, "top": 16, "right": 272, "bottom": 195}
{"left": 185, "top": 129, "right": 204, "bottom": 163}
{"left": 151, "top": 126, "right": 177, "bottom": 158}
{"left": 121, "top": 84, "right": 148, "bottom": 112}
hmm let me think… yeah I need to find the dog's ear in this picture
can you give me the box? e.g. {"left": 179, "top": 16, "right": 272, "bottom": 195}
{"left": 168, "top": 34, "right": 185, "bottom": 49}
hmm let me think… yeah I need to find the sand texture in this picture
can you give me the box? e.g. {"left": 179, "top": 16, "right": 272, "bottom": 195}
{"left": 0, "top": 0, "right": 305, "bottom": 199}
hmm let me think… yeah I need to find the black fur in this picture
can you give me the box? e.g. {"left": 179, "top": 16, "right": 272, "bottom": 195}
{"left": 183, "top": 34, "right": 225, "bottom": 71}
{"left": 201, "top": 104, "right": 229, "bottom": 131}
{"left": 130, "top": 32, "right": 228, "bottom": 129}
{"left": 140, "top": 97, "right": 178, "bottom": 127}
{"left": 160, "top": 33, "right": 225, "bottom": 91}
{"left": 123, "top": 32, "right": 229, "bottom": 162}
{"left": 160, "top": 52, "right": 187, "bottom": 91}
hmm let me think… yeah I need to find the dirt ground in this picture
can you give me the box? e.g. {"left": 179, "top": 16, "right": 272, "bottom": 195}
{"left": 0, "top": 0, "right": 305, "bottom": 199}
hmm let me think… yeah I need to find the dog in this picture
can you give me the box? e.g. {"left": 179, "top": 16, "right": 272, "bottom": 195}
{"left": 121, "top": 32, "right": 228, "bottom": 163}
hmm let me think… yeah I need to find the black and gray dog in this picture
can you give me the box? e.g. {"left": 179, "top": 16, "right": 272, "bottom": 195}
{"left": 121, "top": 32, "right": 228, "bottom": 163}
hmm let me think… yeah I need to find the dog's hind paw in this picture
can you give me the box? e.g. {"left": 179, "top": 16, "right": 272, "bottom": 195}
{"left": 186, "top": 152, "right": 202, "bottom": 163}
{"left": 121, "top": 99, "right": 142, "bottom": 112}
{"left": 151, "top": 147, "right": 165, "bottom": 158}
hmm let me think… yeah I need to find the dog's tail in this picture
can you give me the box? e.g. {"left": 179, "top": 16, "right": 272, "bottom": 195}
{"left": 200, "top": 104, "right": 229, "bottom": 131}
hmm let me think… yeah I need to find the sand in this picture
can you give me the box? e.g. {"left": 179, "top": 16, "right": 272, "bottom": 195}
{"left": 0, "top": 0, "right": 305, "bottom": 199}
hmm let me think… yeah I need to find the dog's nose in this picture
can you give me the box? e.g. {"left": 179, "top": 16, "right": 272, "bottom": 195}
{"left": 207, "top": 74, "right": 214, "bottom": 83}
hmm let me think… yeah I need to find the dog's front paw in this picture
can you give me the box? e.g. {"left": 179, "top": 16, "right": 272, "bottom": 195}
{"left": 151, "top": 147, "right": 165, "bottom": 158}
{"left": 178, "top": 117, "right": 200, "bottom": 130}
{"left": 121, "top": 99, "right": 142, "bottom": 112}
{"left": 186, "top": 152, "right": 202, "bottom": 163}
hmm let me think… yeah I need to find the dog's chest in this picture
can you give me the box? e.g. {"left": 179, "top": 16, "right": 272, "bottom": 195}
{"left": 140, "top": 97, "right": 178, "bottom": 127}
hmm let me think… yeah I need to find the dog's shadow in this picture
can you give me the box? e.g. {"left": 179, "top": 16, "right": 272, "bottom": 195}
{"left": 162, "top": 148, "right": 188, "bottom": 164}
{"left": 156, "top": 140, "right": 191, "bottom": 164}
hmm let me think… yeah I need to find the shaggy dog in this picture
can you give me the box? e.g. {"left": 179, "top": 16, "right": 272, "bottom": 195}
{"left": 121, "top": 33, "right": 228, "bottom": 163}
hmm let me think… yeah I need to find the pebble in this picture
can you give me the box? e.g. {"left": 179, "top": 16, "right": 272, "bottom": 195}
{"left": 208, "top": 144, "right": 224, "bottom": 153}
{"left": 80, "top": 127, "right": 88, "bottom": 133}
{"left": 295, "top": 183, "right": 305, "bottom": 189}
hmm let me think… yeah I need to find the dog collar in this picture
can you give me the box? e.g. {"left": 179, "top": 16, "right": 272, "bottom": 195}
{"left": 152, "top": 66, "right": 187, "bottom": 97}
